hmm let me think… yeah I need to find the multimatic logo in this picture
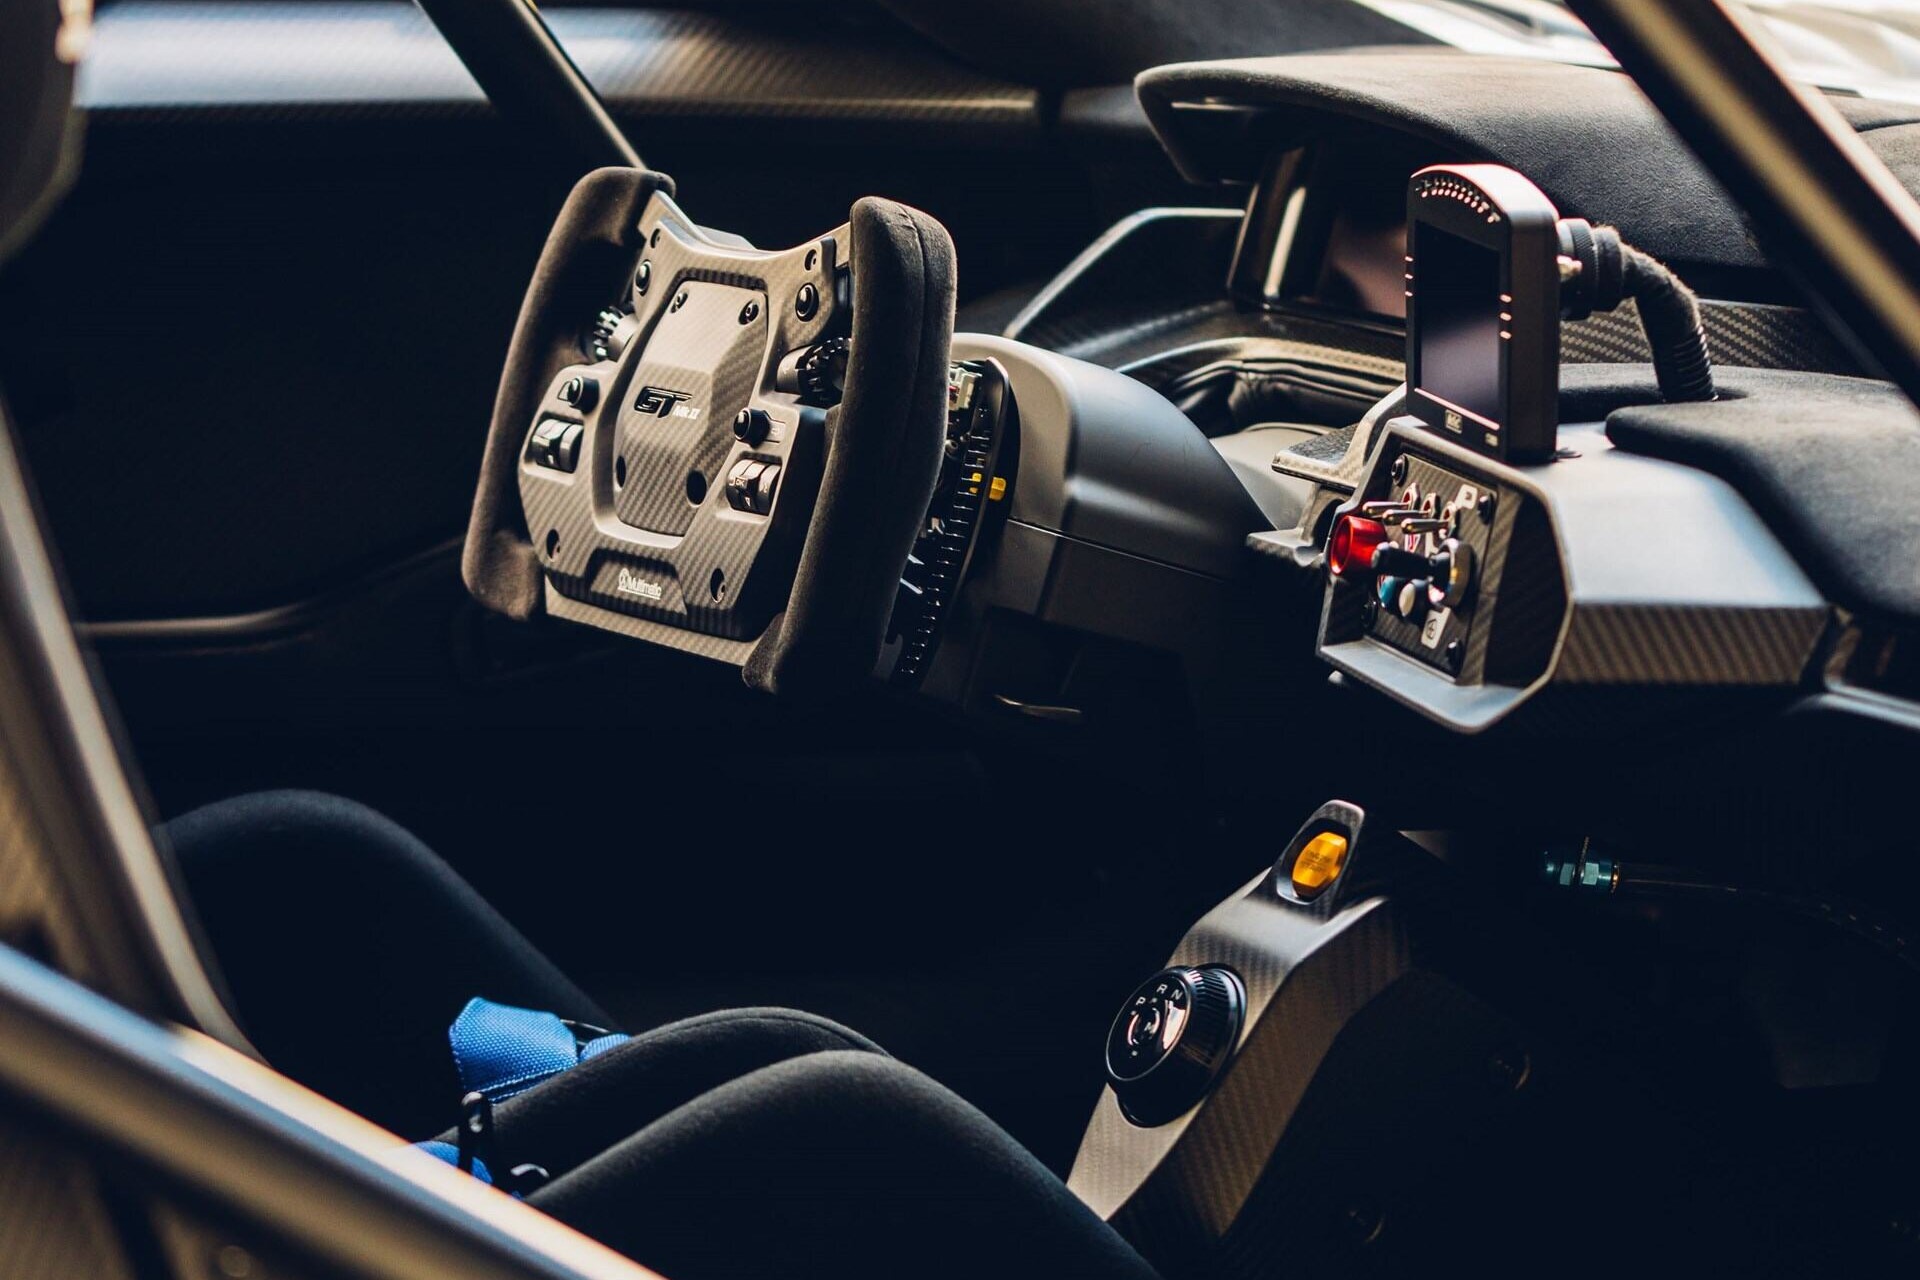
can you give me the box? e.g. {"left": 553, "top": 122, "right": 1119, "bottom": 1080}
{"left": 615, "top": 568, "right": 664, "bottom": 601}
{"left": 634, "top": 386, "right": 701, "bottom": 421}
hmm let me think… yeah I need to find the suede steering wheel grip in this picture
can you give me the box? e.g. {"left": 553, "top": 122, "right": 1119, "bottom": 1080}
{"left": 743, "top": 199, "right": 957, "bottom": 698}
{"left": 463, "top": 166, "right": 676, "bottom": 623}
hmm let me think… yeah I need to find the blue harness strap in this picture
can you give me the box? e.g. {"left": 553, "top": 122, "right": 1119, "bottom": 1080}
{"left": 415, "top": 1139, "right": 491, "bottom": 1186}
{"left": 447, "top": 996, "right": 630, "bottom": 1103}
{"left": 411, "top": 997, "right": 629, "bottom": 1188}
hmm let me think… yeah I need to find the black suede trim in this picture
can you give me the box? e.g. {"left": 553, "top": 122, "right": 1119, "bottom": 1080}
{"left": 871, "top": 0, "right": 1427, "bottom": 92}
{"left": 1134, "top": 54, "right": 1920, "bottom": 273}
{"left": 742, "top": 197, "right": 956, "bottom": 697}
{"left": 462, "top": 166, "right": 675, "bottom": 620}
{"left": 1603, "top": 366, "right": 1920, "bottom": 623}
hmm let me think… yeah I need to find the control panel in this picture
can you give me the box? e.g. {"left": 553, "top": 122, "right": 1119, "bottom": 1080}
{"left": 1323, "top": 418, "right": 1562, "bottom": 693}
{"left": 1104, "top": 965, "right": 1245, "bottom": 1127}
{"left": 1327, "top": 442, "right": 1501, "bottom": 677}
{"left": 1314, "top": 410, "right": 1828, "bottom": 734}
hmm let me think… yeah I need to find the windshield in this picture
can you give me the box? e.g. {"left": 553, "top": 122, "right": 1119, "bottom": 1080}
{"left": 1353, "top": 0, "right": 1920, "bottom": 103}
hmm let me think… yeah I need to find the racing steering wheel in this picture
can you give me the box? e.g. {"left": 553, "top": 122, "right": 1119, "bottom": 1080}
{"left": 464, "top": 168, "right": 957, "bottom": 697}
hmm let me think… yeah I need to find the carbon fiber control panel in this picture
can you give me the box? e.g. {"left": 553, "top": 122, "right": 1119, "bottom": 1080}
{"left": 519, "top": 194, "right": 847, "bottom": 649}
{"left": 1321, "top": 431, "right": 1568, "bottom": 694}
{"left": 1314, "top": 413, "right": 1830, "bottom": 733}
{"left": 1327, "top": 449, "right": 1514, "bottom": 679}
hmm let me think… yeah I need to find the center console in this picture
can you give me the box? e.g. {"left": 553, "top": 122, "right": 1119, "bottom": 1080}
{"left": 1066, "top": 801, "right": 1537, "bottom": 1279}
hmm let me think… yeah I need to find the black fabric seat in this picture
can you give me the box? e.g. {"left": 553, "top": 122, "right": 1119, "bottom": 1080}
{"left": 525, "top": 1048, "right": 1158, "bottom": 1280}
{"left": 164, "top": 789, "right": 1159, "bottom": 1280}
{"left": 166, "top": 789, "right": 609, "bottom": 1138}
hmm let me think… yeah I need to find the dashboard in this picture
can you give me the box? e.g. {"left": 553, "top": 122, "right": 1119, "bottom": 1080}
{"left": 1115, "top": 54, "right": 1919, "bottom": 745}
{"left": 1036, "top": 51, "right": 1920, "bottom": 1271}
{"left": 461, "top": 44, "right": 1920, "bottom": 852}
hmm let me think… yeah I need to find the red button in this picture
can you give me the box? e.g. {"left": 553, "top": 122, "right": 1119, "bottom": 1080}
{"left": 1328, "top": 514, "right": 1389, "bottom": 579}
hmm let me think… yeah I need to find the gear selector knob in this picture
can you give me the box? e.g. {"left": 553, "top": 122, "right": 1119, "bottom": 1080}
{"left": 1105, "top": 966, "right": 1245, "bottom": 1126}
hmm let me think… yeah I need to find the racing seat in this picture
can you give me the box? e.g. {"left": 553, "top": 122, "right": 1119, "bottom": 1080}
{"left": 160, "top": 789, "right": 1162, "bottom": 1280}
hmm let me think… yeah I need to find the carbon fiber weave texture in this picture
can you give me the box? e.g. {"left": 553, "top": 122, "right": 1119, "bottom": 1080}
{"left": 1563, "top": 299, "right": 1855, "bottom": 373}
{"left": 517, "top": 190, "right": 847, "bottom": 651}
{"left": 81, "top": 2, "right": 1041, "bottom": 137}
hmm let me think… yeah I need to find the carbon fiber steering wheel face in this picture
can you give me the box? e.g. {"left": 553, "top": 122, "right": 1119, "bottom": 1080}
{"left": 469, "top": 178, "right": 959, "bottom": 694}
{"left": 517, "top": 192, "right": 850, "bottom": 664}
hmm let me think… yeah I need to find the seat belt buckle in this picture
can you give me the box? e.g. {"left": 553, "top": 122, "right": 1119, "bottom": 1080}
{"left": 456, "top": 1090, "right": 495, "bottom": 1178}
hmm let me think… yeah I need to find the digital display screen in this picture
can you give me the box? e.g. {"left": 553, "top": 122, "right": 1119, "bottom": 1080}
{"left": 1280, "top": 148, "right": 1417, "bottom": 321}
{"left": 1412, "top": 221, "right": 1503, "bottom": 428}
{"left": 1305, "top": 207, "right": 1408, "bottom": 320}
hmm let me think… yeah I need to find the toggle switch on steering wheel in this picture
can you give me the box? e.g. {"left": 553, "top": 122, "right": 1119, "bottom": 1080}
{"left": 463, "top": 166, "right": 956, "bottom": 698}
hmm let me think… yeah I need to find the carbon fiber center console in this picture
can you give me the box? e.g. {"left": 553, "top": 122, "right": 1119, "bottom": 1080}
{"left": 1065, "top": 801, "right": 1531, "bottom": 1280}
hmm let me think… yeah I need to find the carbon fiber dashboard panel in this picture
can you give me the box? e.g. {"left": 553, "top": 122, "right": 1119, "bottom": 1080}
{"left": 80, "top": 3, "right": 1041, "bottom": 139}
{"left": 1055, "top": 296, "right": 1854, "bottom": 392}
{"left": 1028, "top": 300, "right": 1406, "bottom": 382}
{"left": 1313, "top": 409, "right": 1830, "bottom": 734}
{"left": 1564, "top": 299, "right": 1858, "bottom": 374}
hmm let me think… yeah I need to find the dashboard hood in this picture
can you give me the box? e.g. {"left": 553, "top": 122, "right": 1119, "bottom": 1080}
{"left": 1136, "top": 51, "right": 1920, "bottom": 273}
